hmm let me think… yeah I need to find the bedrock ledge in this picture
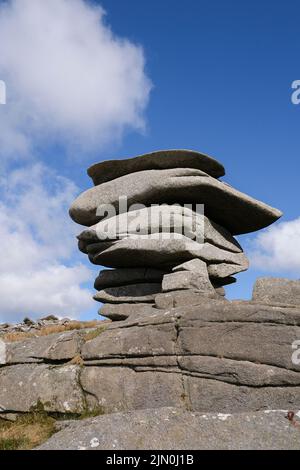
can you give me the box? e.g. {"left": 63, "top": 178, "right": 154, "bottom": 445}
{"left": 1, "top": 298, "right": 300, "bottom": 417}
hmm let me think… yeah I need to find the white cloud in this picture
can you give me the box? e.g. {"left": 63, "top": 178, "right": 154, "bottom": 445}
{"left": 0, "top": 0, "right": 152, "bottom": 158}
{"left": 0, "top": 164, "right": 95, "bottom": 323}
{"left": 249, "top": 217, "right": 300, "bottom": 272}
{"left": 0, "top": 0, "right": 153, "bottom": 322}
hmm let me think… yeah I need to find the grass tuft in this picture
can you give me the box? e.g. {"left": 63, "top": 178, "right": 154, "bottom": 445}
{"left": 84, "top": 325, "right": 107, "bottom": 342}
{"left": 0, "top": 412, "right": 56, "bottom": 450}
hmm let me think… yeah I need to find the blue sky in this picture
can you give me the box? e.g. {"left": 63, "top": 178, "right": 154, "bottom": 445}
{"left": 0, "top": 0, "right": 299, "bottom": 322}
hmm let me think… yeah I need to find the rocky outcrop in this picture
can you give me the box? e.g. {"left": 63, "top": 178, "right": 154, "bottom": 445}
{"left": 0, "top": 315, "right": 80, "bottom": 336}
{"left": 69, "top": 149, "right": 282, "bottom": 320}
{"left": 1, "top": 297, "right": 300, "bottom": 417}
{"left": 253, "top": 277, "right": 300, "bottom": 306}
{"left": 1, "top": 151, "right": 292, "bottom": 449}
{"left": 37, "top": 407, "right": 300, "bottom": 450}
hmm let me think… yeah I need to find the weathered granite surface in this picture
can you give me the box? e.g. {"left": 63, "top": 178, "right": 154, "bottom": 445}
{"left": 85, "top": 237, "right": 249, "bottom": 274}
{"left": 70, "top": 167, "right": 282, "bottom": 234}
{"left": 94, "top": 268, "right": 166, "bottom": 290}
{"left": 253, "top": 277, "right": 300, "bottom": 306}
{"left": 1, "top": 298, "right": 300, "bottom": 416}
{"left": 88, "top": 149, "right": 226, "bottom": 185}
{"left": 37, "top": 407, "right": 300, "bottom": 450}
{"left": 78, "top": 206, "right": 243, "bottom": 253}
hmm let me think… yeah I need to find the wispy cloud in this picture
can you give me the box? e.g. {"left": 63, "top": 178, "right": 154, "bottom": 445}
{"left": 0, "top": 0, "right": 152, "bottom": 321}
{"left": 248, "top": 217, "right": 300, "bottom": 273}
{"left": 0, "top": 164, "right": 94, "bottom": 322}
{"left": 0, "top": 0, "right": 152, "bottom": 159}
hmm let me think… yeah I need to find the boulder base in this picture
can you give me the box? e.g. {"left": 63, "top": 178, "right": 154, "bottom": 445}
{"left": 2, "top": 298, "right": 300, "bottom": 418}
{"left": 253, "top": 277, "right": 300, "bottom": 306}
{"left": 37, "top": 407, "right": 300, "bottom": 450}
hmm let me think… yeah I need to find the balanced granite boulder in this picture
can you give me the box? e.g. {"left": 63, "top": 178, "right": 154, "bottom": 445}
{"left": 69, "top": 149, "right": 282, "bottom": 319}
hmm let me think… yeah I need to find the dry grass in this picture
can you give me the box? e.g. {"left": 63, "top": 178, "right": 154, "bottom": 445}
{"left": 0, "top": 413, "right": 56, "bottom": 450}
{"left": 84, "top": 325, "right": 108, "bottom": 342}
{"left": 3, "top": 320, "right": 109, "bottom": 343}
{"left": 0, "top": 404, "right": 107, "bottom": 449}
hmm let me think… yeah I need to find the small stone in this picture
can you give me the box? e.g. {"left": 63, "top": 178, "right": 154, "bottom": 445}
{"left": 40, "top": 315, "right": 59, "bottom": 322}
{"left": 162, "top": 270, "right": 215, "bottom": 293}
{"left": 172, "top": 258, "right": 208, "bottom": 274}
{"left": 0, "top": 413, "right": 19, "bottom": 422}
{"left": 214, "top": 286, "right": 226, "bottom": 297}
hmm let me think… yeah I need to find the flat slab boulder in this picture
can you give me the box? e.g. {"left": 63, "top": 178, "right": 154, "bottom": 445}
{"left": 78, "top": 206, "right": 242, "bottom": 254}
{"left": 99, "top": 303, "right": 156, "bottom": 321}
{"left": 253, "top": 277, "right": 300, "bottom": 306}
{"left": 69, "top": 168, "right": 282, "bottom": 234}
{"left": 207, "top": 262, "right": 247, "bottom": 279}
{"left": 87, "top": 149, "right": 225, "bottom": 185}
{"left": 94, "top": 268, "right": 166, "bottom": 290}
{"left": 86, "top": 236, "right": 249, "bottom": 276}
{"left": 94, "top": 283, "right": 162, "bottom": 303}
{"left": 37, "top": 407, "right": 300, "bottom": 450}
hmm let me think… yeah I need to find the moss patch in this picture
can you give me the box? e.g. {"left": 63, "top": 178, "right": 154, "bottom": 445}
{"left": 78, "top": 405, "right": 106, "bottom": 420}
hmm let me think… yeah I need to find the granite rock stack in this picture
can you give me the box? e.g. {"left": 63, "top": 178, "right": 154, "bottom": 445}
{"left": 69, "top": 149, "right": 282, "bottom": 320}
